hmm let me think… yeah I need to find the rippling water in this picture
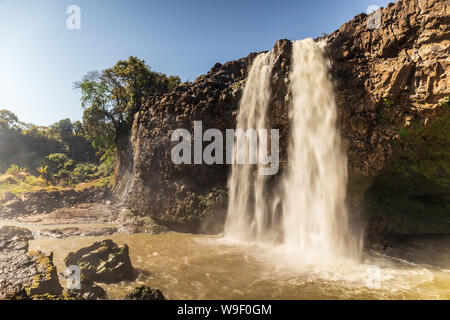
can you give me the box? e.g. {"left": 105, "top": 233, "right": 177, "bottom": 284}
{"left": 2, "top": 220, "right": 449, "bottom": 300}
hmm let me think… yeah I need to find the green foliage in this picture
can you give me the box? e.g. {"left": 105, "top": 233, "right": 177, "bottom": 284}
{"left": 37, "top": 165, "right": 48, "bottom": 180}
{"left": 6, "top": 164, "right": 23, "bottom": 175}
{"left": 382, "top": 97, "right": 395, "bottom": 109}
{"left": 364, "top": 106, "right": 450, "bottom": 235}
{"left": 0, "top": 109, "right": 20, "bottom": 129}
{"left": 376, "top": 97, "right": 396, "bottom": 125}
{"left": 75, "top": 56, "right": 181, "bottom": 150}
{"left": 0, "top": 111, "right": 96, "bottom": 175}
{"left": 439, "top": 96, "right": 450, "bottom": 109}
{"left": 49, "top": 119, "right": 74, "bottom": 139}
{"left": 398, "top": 127, "right": 413, "bottom": 142}
{"left": 97, "top": 148, "right": 117, "bottom": 177}
{"left": 72, "top": 163, "right": 96, "bottom": 183}
{"left": 42, "top": 153, "right": 69, "bottom": 176}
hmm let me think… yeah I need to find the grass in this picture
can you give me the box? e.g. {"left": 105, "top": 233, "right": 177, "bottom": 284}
{"left": 0, "top": 169, "right": 113, "bottom": 197}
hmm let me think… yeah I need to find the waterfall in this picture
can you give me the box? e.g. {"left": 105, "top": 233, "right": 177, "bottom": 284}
{"left": 224, "top": 50, "right": 275, "bottom": 242}
{"left": 281, "top": 39, "right": 361, "bottom": 264}
{"left": 225, "top": 39, "right": 361, "bottom": 265}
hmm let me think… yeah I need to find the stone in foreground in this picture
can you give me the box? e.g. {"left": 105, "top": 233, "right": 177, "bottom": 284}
{"left": 64, "top": 239, "right": 135, "bottom": 284}
{"left": 0, "top": 238, "right": 63, "bottom": 299}
{"left": 0, "top": 225, "right": 33, "bottom": 240}
{"left": 125, "top": 285, "right": 166, "bottom": 300}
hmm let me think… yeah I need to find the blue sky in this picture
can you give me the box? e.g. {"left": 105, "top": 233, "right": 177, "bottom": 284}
{"left": 0, "top": 0, "right": 392, "bottom": 126}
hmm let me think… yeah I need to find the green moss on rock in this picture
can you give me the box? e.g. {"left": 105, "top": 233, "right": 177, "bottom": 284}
{"left": 363, "top": 105, "right": 450, "bottom": 235}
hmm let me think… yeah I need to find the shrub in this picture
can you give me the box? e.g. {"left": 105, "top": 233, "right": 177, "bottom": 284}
{"left": 42, "top": 153, "right": 69, "bottom": 177}
{"left": 6, "top": 164, "right": 22, "bottom": 175}
{"left": 72, "top": 163, "right": 96, "bottom": 183}
{"left": 97, "top": 149, "right": 116, "bottom": 178}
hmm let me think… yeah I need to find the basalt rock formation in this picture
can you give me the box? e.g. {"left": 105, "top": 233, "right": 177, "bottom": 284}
{"left": 116, "top": 0, "right": 449, "bottom": 236}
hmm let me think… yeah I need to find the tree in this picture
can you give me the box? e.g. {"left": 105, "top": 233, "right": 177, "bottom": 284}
{"left": 49, "top": 118, "right": 74, "bottom": 139}
{"left": 73, "top": 121, "right": 83, "bottom": 136}
{"left": 0, "top": 109, "right": 19, "bottom": 129}
{"left": 75, "top": 56, "right": 181, "bottom": 147}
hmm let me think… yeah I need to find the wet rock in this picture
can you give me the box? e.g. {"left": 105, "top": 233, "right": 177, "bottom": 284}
{"left": 118, "top": 212, "right": 168, "bottom": 234}
{"left": 64, "top": 278, "right": 106, "bottom": 300}
{"left": 0, "top": 238, "right": 63, "bottom": 299}
{"left": 0, "top": 225, "right": 33, "bottom": 240}
{"left": 26, "top": 251, "right": 64, "bottom": 296}
{"left": 38, "top": 227, "right": 117, "bottom": 238}
{"left": 125, "top": 285, "right": 166, "bottom": 300}
{"left": 64, "top": 239, "right": 135, "bottom": 284}
{"left": 17, "top": 203, "right": 118, "bottom": 225}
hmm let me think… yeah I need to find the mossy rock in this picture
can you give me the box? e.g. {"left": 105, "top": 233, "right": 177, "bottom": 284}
{"left": 125, "top": 285, "right": 166, "bottom": 300}
{"left": 25, "top": 251, "right": 63, "bottom": 296}
{"left": 64, "top": 239, "right": 135, "bottom": 284}
{"left": 363, "top": 107, "right": 450, "bottom": 235}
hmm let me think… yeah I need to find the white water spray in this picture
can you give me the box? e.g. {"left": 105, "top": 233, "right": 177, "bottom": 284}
{"left": 225, "top": 39, "right": 361, "bottom": 265}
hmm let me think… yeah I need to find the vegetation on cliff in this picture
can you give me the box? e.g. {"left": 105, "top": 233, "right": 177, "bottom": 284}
{"left": 0, "top": 111, "right": 114, "bottom": 196}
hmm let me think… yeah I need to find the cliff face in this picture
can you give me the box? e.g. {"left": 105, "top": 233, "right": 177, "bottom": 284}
{"left": 325, "top": 0, "right": 449, "bottom": 235}
{"left": 117, "top": 54, "right": 256, "bottom": 232}
{"left": 117, "top": 0, "right": 449, "bottom": 235}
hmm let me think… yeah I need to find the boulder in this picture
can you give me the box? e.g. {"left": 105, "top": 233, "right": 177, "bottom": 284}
{"left": 64, "top": 239, "right": 135, "bottom": 284}
{"left": 0, "top": 238, "right": 62, "bottom": 299}
{"left": 125, "top": 285, "right": 166, "bottom": 300}
{"left": 26, "top": 251, "right": 64, "bottom": 297}
{"left": 64, "top": 278, "right": 106, "bottom": 300}
{"left": 1, "top": 191, "right": 17, "bottom": 202}
{"left": 0, "top": 198, "right": 24, "bottom": 217}
{"left": 0, "top": 225, "right": 33, "bottom": 240}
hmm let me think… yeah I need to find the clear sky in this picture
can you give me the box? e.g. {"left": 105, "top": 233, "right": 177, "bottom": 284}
{"left": 0, "top": 0, "right": 392, "bottom": 126}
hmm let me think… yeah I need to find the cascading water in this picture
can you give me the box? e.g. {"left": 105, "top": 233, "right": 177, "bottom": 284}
{"left": 225, "top": 39, "right": 362, "bottom": 265}
{"left": 224, "top": 50, "right": 275, "bottom": 243}
{"left": 281, "top": 39, "right": 361, "bottom": 264}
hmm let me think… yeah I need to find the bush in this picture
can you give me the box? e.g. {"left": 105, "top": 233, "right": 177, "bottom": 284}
{"left": 97, "top": 149, "right": 116, "bottom": 177}
{"left": 6, "top": 164, "right": 22, "bottom": 175}
{"left": 25, "top": 175, "right": 46, "bottom": 186}
{"left": 72, "top": 163, "right": 96, "bottom": 183}
{"left": 42, "top": 153, "right": 70, "bottom": 177}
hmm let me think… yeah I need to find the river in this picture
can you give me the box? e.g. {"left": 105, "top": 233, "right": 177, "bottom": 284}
{"left": 1, "top": 219, "right": 449, "bottom": 300}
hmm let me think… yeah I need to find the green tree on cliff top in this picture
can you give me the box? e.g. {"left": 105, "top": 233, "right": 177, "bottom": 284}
{"left": 75, "top": 56, "right": 180, "bottom": 149}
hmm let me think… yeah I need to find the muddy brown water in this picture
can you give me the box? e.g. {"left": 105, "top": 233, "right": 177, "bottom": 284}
{"left": 1, "top": 219, "right": 449, "bottom": 300}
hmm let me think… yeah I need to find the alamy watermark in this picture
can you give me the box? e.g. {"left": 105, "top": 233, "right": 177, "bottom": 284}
{"left": 367, "top": 5, "right": 382, "bottom": 30}
{"left": 65, "top": 265, "right": 81, "bottom": 290}
{"left": 66, "top": 5, "right": 81, "bottom": 30}
{"left": 171, "top": 121, "right": 279, "bottom": 176}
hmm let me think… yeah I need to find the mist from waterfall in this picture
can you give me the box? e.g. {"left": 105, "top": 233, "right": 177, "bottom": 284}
{"left": 225, "top": 39, "right": 362, "bottom": 265}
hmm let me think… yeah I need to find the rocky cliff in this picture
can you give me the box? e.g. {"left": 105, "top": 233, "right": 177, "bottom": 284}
{"left": 116, "top": 0, "right": 449, "bottom": 236}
